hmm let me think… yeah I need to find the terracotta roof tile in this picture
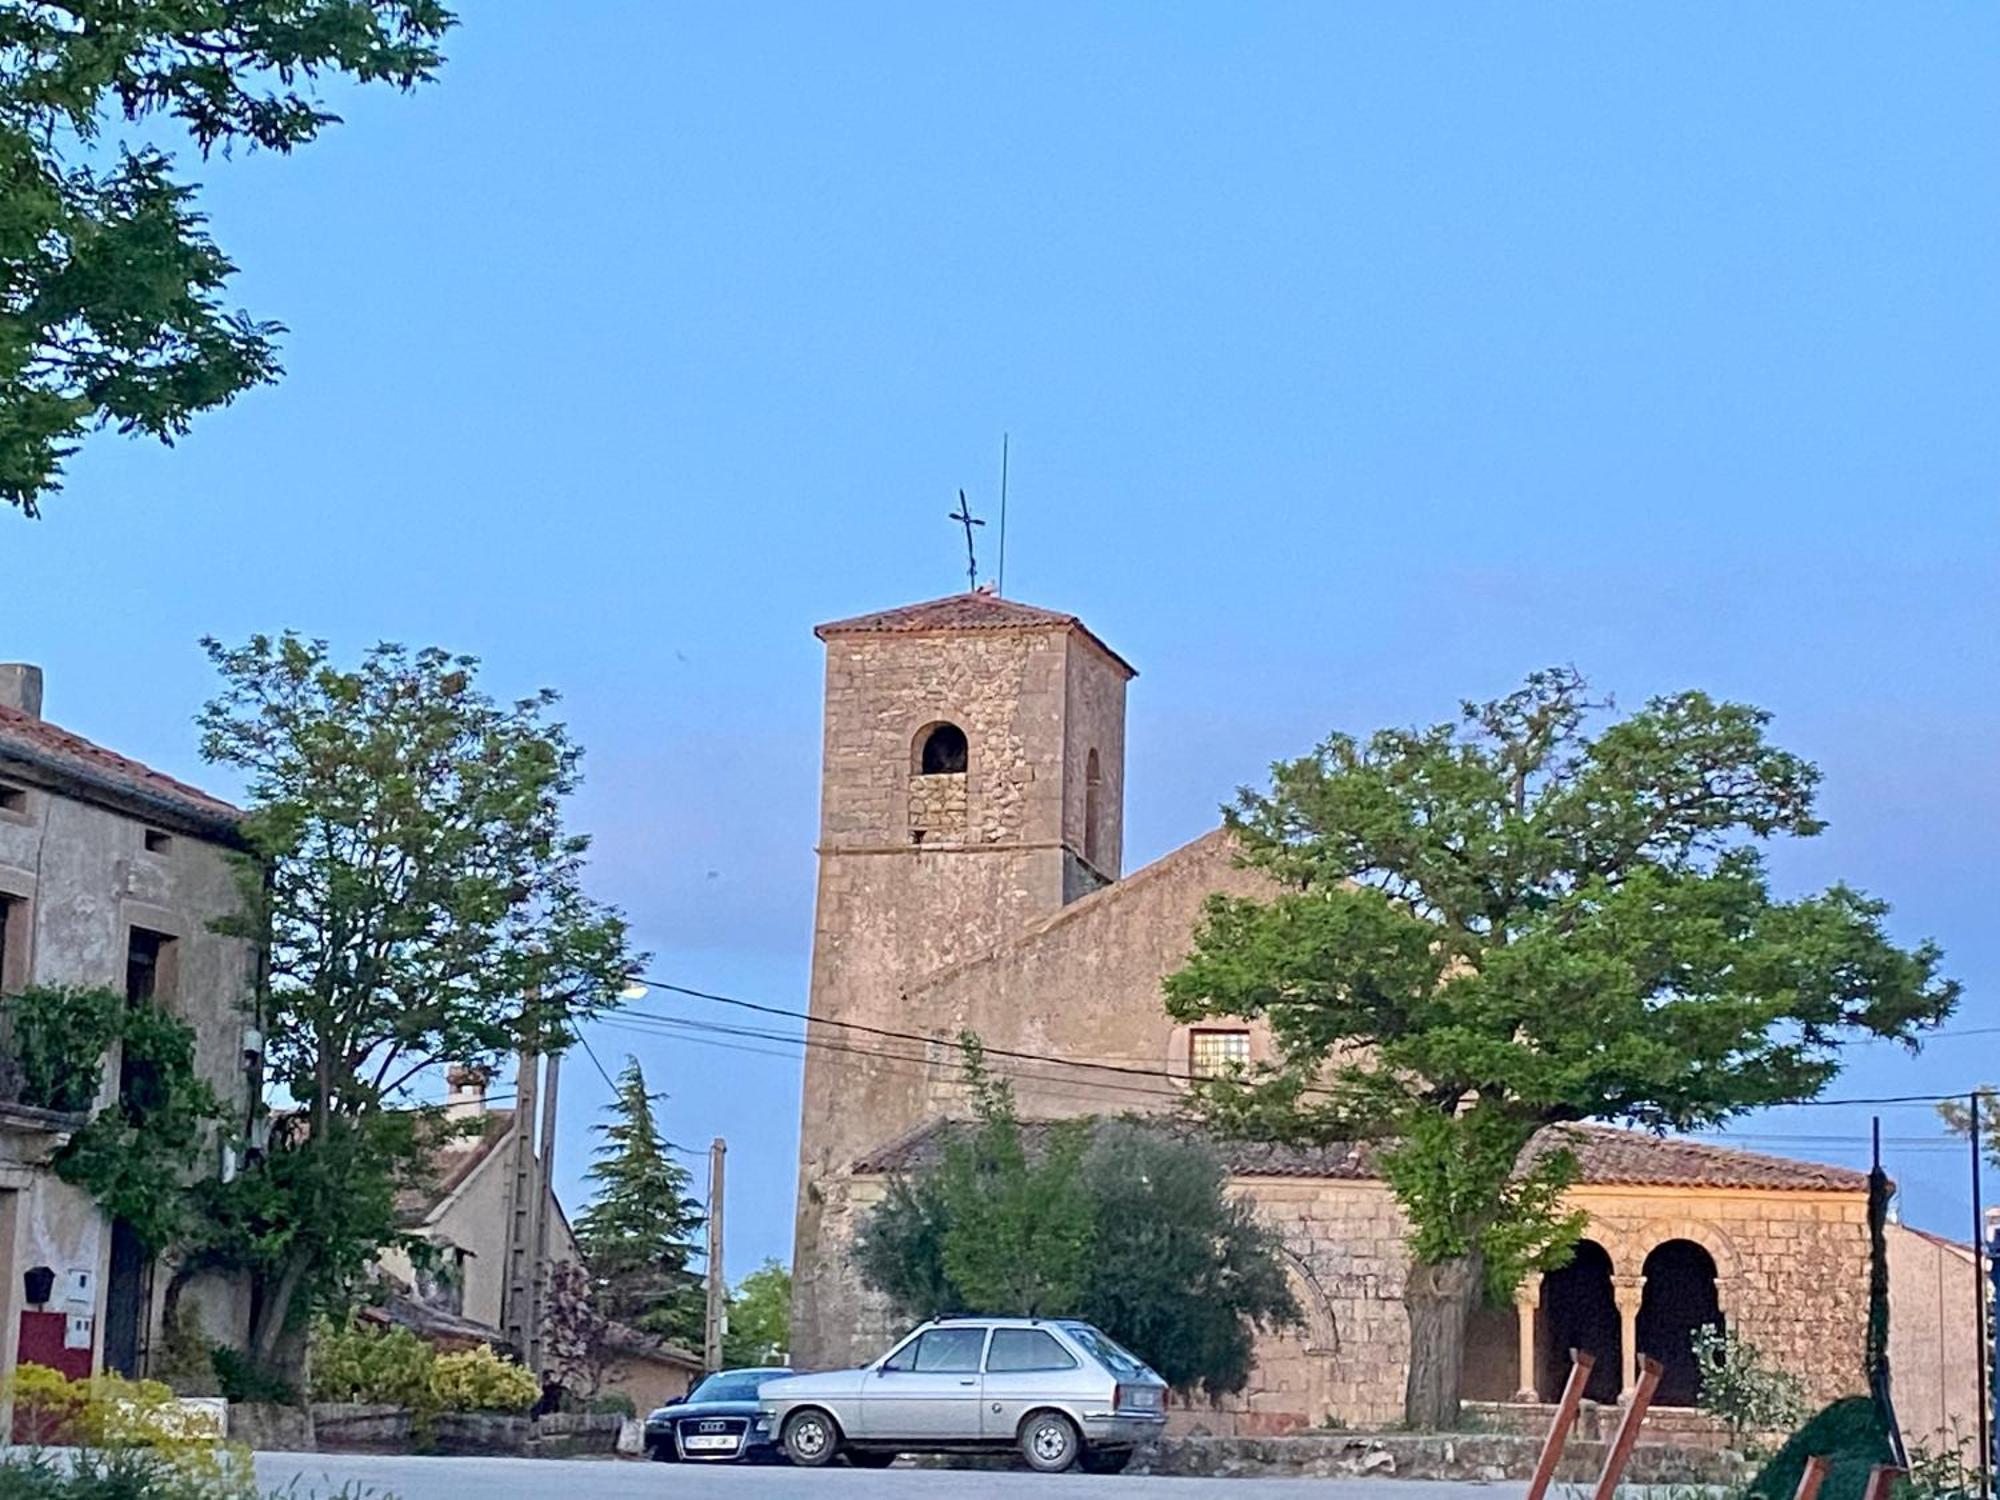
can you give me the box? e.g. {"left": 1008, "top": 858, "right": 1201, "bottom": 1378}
{"left": 0, "top": 704, "right": 242, "bottom": 837}
{"left": 855, "top": 1118, "right": 1868, "bottom": 1193}
{"left": 816, "top": 591, "right": 1136, "bottom": 678}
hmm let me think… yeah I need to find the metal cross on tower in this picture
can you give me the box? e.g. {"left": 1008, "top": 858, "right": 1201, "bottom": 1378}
{"left": 948, "top": 489, "right": 984, "bottom": 592}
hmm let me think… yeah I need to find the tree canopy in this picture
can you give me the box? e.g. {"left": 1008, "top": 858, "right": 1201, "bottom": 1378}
{"left": 1163, "top": 668, "right": 1958, "bottom": 1427}
{"left": 574, "top": 1056, "right": 705, "bottom": 1350}
{"left": 856, "top": 1040, "right": 1299, "bottom": 1399}
{"left": 723, "top": 1260, "right": 792, "bottom": 1368}
{"left": 190, "top": 632, "right": 632, "bottom": 1375}
{"left": 0, "top": 2, "right": 454, "bottom": 515}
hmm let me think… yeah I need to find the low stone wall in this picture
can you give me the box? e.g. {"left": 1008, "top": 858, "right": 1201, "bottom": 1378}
{"left": 310, "top": 1403, "right": 410, "bottom": 1453}
{"left": 228, "top": 1401, "right": 314, "bottom": 1452}
{"left": 1466, "top": 1401, "right": 1781, "bottom": 1454}
{"left": 432, "top": 1412, "right": 530, "bottom": 1457}
{"left": 529, "top": 1412, "right": 624, "bottom": 1458}
{"left": 1130, "top": 1433, "right": 1752, "bottom": 1485}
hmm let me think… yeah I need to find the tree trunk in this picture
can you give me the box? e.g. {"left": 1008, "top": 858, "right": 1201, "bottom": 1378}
{"left": 1402, "top": 1252, "right": 1484, "bottom": 1431}
{"left": 250, "top": 1254, "right": 312, "bottom": 1385}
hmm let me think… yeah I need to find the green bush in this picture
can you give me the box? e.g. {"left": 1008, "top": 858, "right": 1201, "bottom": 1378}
{"left": 309, "top": 1321, "right": 436, "bottom": 1414}
{"left": 309, "top": 1319, "right": 538, "bottom": 1416}
{"left": 430, "top": 1346, "right": 538, "bottom": 1415}
{"left": 1692, "top": 1323, "right": 1807, "bottom": 1445}
{"left": 211, "top": 1345, "right": 297, "bottom": 1407}
{"left": 3, "top": 987, "right": 119, "bottom": 1114}
{"left": 1749, "top": 1398, "right": 1896, "bottom": 1500}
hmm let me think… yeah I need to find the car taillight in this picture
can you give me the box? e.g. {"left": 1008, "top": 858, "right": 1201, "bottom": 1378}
{"left": 1113, "top": 1383, "right": 1124, "bottom": 1410}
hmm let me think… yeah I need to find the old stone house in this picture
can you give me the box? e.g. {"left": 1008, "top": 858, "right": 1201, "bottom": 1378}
{"left": 790, "top": 592, "right": 1978, "bottom": 1438}
{"left": 377, "top": 1065, "right": 702, "bottom": 1411}
{"left": 0, "top": 664, "right": 257, "bottom": 1382}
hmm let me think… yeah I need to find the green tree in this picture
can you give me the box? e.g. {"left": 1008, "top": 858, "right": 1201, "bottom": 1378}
{"left": 1938, "top": 1088, "right": 1999, "bottom": 1167}
{"left": 574, "top": 1056, "right": 705, "bottom": 1349}
{"left": 1075, "top": 1121, "right": 1299, "bottom": 1399}
{"left": 723, "top": 1260, "right": 792, "bottom": 1368}
{"left": 933, "top": 1038, "right": 1093, "bottom": 1316}
{"left": 0, "top": 2, "right": 454, "bottom": 516}
{"left": 189, "top": 632, "right": 632, "bottom": 1379}
{"left": 857, "top": 1044, "right": 1299, "bottom": 1398}
{"left": 1163, "top": 669, "right": 1958, "bottom": 1428}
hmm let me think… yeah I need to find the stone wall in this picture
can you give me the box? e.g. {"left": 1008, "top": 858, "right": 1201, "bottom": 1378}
{"left": 0, "top": 778, "right": 256, "bottom": 1377}
{"left": 794, "top": 627, "right": 1094, "bottom": 1367}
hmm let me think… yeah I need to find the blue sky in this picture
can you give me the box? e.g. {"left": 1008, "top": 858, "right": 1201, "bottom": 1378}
{"left": 7, "top": 3, "right": 1996, "bottom": 1277}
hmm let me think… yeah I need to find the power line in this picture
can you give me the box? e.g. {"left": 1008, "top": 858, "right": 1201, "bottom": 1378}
{"left": 627, "top": 970, "right": 1992, "bottom": 1114}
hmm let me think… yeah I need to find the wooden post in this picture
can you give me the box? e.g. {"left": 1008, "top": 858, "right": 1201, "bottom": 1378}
{"left": 703, "top": 1138, "right": 726, "bottom": 1373}
{"left": 1589, "top": 1355, "right": 1662, "bottom": 1500}
{"left": 1793, "top": 1455, "right": 1831, "bottom": 1500}
{"left": 1524, "top": 1349, "right": 1597, "bottom": 1500}
{"left": 1859, "top": 1466, "right": 1906, "bottom": 1500}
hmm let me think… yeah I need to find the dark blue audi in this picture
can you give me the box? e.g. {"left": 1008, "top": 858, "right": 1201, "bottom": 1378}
{"left": 645, "top": 1367, "right": 793, "bottom": 1463}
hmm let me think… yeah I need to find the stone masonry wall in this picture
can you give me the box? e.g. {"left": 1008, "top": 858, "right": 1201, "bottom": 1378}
{"left": 795, "top": 627, "right": 1089, "bottom": 1367}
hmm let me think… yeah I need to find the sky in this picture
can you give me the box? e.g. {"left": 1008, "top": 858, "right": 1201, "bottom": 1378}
{"left": 4, "top": 3, "right": 1996, "bottom": 1280}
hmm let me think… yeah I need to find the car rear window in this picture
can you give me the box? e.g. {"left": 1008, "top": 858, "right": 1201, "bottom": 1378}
{"left": 986, "top": 1328, "right": 1078, "bottom": 1373}
{"left": 1062, "top": 1324, "right": 1153, "bottom": 1380}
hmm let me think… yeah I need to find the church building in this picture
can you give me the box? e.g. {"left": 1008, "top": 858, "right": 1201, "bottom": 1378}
{"left": 789, "top": 590, "right": 1970, "bottom": 1438}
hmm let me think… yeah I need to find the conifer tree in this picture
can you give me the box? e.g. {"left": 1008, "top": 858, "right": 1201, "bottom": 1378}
{"left": 574, "top": 1057, "right": 705, "bottom": 1349}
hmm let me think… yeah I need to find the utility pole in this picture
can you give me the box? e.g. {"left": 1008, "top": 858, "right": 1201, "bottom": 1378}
{"left": 499, "top": 1048, "right": 541, "bottom": 1369}
{"left": 529, "top": 1049, "right": 561, "bottom": 1375}
{"left": 1971, "top": 1091, "right": 1990, "bottom": 1498}
{"left": 704, "top": 1137, "right": 726, "bottom": 1373}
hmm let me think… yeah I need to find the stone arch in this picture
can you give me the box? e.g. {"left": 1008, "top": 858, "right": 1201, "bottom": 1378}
{"left": 1633, "top": 1218, "right": 1743, "bottom": 1300}
{"left": 913, "top": 721, "right": 968, "bottom": 776}
{"left": 1637, "top": 1239, "right": 1722, "bottom": 1407}
{"left": 1276, "top": 1249, "right": 1337, "bottom": 1355}
{"left": 1539, "top": 1238, "right": 1622, "bottom": 1403}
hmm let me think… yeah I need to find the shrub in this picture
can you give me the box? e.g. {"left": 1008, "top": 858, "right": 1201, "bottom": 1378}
{"left": 308, "top": 1321, "right": 436, "bottom": 1414}
{"left": 1748, "top": 1397, "right": 1896, "bottom": 1500}
{"left": 210, "top": 1346, "right": 297, "bottom": 1407}
{"left": 0, "top": 1365, "right": 259, "bottom": 1500}
{"left": 1692, "top": 1323, "right": 1808, "bottom": 1445}
{"left": 430, "top": 1346, "right": 538, "bottom": 1415}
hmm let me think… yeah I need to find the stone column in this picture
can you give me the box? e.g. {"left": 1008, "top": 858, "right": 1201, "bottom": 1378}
{"left": 1513, "top": 1274, "right": 1543, "bottom": 1402}
{"left": 1611, "top": 1273, "right": 1646, "bottom": 1397}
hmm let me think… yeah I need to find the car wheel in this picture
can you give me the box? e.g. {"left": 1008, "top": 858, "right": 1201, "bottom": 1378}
{"left": 782, "top": 1408, "right": 841, "bottom": 1468}
{"left": 846, "top": 1451, "right": 897, "bottom": 1469}
{"left": 1019, "top": 1410, "right": 1081, "bottom": 1473}
{"left": 1081, "top": 1448, "right": 1132, "bottom": 1475}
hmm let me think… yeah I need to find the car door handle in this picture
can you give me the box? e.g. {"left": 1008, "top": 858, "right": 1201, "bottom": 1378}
{"left": 959, "top": 1380, "right": 976, "bottom": 1387}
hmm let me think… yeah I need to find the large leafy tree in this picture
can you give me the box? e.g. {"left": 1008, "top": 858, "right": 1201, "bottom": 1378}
{"left": 1163, "top": 669, "right": 1957, "bottom": 1428}
{"left": 857, "top": 1042, "right": 1298, "bottom": 1398}
{"left": 573, "top": 1056, "right": 705, "bottom": 1350}
{"left": 722, "top": 1260, "right": 792, "bottom": 1368}
{"left": 0, "top": 2, "right": 454, "bottom": 515}
{"left": 191, "top": 632, "right": 632, "bottom": 1377}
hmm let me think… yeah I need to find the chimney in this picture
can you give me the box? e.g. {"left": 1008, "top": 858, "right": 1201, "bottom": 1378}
{"left": 445, "top": 1064, "right": 491, "bottom": 1121}
{"left": 0, "top": 665, "right": 43, "bottom": 719}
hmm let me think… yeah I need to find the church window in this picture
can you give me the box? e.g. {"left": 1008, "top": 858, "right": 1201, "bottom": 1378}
{"left": 916, "top": 722, "right": 967, "bottom": 776}
{"left": 1190, "top": 1029, "right": 1250, "bottom": 1078}
{"left": 1083, "top": 748, "right": 1103, "bottom": 866}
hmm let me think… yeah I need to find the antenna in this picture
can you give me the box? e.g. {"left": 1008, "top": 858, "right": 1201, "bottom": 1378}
{"left": 947, "top": 489, "right": 984, "bottom": 592}
{"left": 997, "top": 433, "right": 1010, "bottom": 597}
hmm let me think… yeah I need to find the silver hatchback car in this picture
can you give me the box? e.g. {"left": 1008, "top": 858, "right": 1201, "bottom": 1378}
{"left": 758, "top": 1317, "right": 1167, "bottom": 1474}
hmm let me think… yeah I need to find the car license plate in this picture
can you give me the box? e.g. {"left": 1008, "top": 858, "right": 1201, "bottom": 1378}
{"left": 684, "top": 1434, "right": 738, "bottom": 1452}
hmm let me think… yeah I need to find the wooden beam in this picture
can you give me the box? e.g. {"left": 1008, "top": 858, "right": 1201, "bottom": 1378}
{"left": 1589, "top": 1354, "right": 1663, "bottom": 1500}
{"left": 1793, "top": 1455, "right": 1831, "bottom": 1500}
{"left": 1859, "top": 1466, "right": 1907, "bottom": 1500}
{"left": 1525, "top": 1349, "right": 1598, "bottom": 1500}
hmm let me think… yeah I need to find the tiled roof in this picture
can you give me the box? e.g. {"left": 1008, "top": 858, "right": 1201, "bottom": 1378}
{"left": 816, "top": 591, "right": 1136, "bottom": 678}
{"left": 0, "top": 704, "right": 243, "bottom": 839}
{"left": 396, "top": 1110, "right": 516, "bottom": 1222}
{"left": 855, "top": 1118, "right": 1869, "bottom": 1193}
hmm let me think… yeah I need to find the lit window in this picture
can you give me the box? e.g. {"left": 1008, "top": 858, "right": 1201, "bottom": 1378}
{"left": 1190, "top": 1029, "right": 1250, "bottom": 1078}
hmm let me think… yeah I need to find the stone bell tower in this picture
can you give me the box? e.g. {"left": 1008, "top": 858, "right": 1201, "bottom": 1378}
{"left": 789, "top": 589, "right": 1134, "bottom": 1366}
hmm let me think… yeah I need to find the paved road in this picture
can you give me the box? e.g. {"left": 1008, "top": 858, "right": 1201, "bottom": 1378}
{"left": 250, "top": 1453, "right": 1542, "bottom": 1500}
